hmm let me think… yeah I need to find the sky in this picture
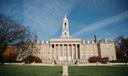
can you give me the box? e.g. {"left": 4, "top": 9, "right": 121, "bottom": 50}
{"left": 0, "top": 0, "right": 128, "bottom": 40}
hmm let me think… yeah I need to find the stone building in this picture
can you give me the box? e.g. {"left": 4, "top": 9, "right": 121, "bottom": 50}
{"left": 34, "top": 15, "right": 117, "bottom": 64}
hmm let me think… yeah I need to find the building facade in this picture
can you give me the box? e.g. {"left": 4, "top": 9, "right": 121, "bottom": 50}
{"left": 34, "top": 15, "right": 116, "bottom": 64}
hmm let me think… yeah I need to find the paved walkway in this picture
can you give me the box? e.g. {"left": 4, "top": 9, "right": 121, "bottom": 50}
{"left": 2, "top": 62, "right": 127, "bottom": 66}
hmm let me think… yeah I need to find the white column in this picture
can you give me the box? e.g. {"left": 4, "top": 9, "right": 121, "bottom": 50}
{"left": 56, "top": 44, "right": 58, "bottom": 60}
{"left": 60, "top": 44, "right": 62, "bottom": 61}
{"left": 54, "top": 44, "right": 55, "bottom": 60}
{"left": 66, "top": 44, "right": 68, "bottom": 61}
{"left": 62, "top": 44, "right": 64, "bottom": 61}
{"left": 70, "top": 45, "right": 72, "bottom": 60}
{"left": 45, "top": 45, "right": 46, "bottom": 59}
{"left": 67, "top": 44, "right": 70, "bottom": 61}
{"left": 76, "top": 44, "right": 78, "bottom": 60}
{"left": 59, "top": 44, "right": 61, "bottom": 61}
{"left": 65, "top": 44, "right": 66, "bottom": 61}
{"left": 50, "top": 44, "right": 52, "bottom": 59}
{"left": 57, "top": 44, "right": 59, "bottom": 60}
{"left": 55, "top": 44, "right": 57, "bottom": 60}
{"left": 72, "top": 44, "right": 74, "bottom": 60}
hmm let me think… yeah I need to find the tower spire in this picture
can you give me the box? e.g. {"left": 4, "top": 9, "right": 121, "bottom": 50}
{"left": 61, "top": 14, "right": 70, "bottom": 38}
{"left": 64, "top": 14, "right": 67, "bottom": 18}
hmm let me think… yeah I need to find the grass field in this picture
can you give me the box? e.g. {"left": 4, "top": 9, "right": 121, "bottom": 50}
{"left": 69, "top": 66, "right": 128, "bottom": 76}
{"left": 0, "top": 66, "right": 62, "bottom": 76}
{"left": 0, "top": 65, "right": 128, "bottom": 76}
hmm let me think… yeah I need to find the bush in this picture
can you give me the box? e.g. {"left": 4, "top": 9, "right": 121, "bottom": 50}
{"left": 23, "top": 55, "right": 42, "bottom": 64}
{"left": 88, "top": 56, "right": 99, "bottom": 63}
{"left": 88, "top": 56, "right": 109, "bottom": 64}
{"left": 99, "top": 57, "right": 109, "bottom": 64}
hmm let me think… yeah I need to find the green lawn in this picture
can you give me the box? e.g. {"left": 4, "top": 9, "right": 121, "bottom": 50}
{"left": 69, "top": 66, "right": 128, "bottom": 76}
{"left": 0, "top": 66, "right": 62, "bottom": 76}
{"left": 0, "top": 65, "right": 128, "bottom": 76}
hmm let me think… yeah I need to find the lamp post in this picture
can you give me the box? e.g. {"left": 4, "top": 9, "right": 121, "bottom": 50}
{"left": 62, "top": 49, "right": 69, "bottom": 76}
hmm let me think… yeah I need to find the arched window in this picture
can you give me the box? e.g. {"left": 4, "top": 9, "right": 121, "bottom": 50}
{"left": 65, "top": 32, "right": 67, "bottom": 35}
{"left": 64, "top": 23, "right": 66, "bottom": 29}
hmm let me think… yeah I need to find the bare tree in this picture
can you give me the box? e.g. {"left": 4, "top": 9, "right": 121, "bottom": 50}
{"left": 16, "top": 36, "right": 38, "bottom": 61}
{"left": 115, "top": 36, "right": 128, "bottom": 65}
{"left": 0, "top": 15, "right": 35, "bottom": 65}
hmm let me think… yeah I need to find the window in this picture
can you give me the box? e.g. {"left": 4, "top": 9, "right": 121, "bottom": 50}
{"left": 65, "top": 23, "right": 66, "bottom": 29}
{"left": 65, "top": 32, "right": 67, "bottom": 35}
{"left": 52, "top": 44, "right": 54, "bottom": 48}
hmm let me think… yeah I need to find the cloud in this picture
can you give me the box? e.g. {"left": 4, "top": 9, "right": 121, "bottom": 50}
{"left": 73, "top": 10, "right": 128, "bottom": 37}
{"left": 22, "top": 0, "right": 79, "bottom": 40}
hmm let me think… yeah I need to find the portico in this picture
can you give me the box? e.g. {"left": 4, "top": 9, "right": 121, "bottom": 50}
{"left": 50, "top": 38, "right": 81, "bottom": 63}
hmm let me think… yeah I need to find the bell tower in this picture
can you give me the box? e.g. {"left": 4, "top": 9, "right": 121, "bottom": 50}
{"left": 61, "top": 14, "right": 70, "bottom": 38}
